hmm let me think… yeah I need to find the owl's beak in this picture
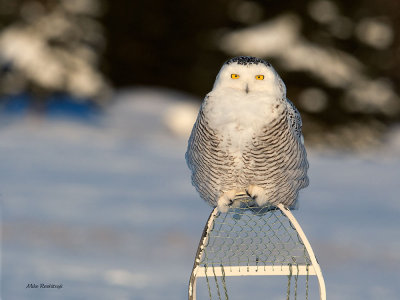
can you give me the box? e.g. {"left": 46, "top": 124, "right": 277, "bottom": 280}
{"left": 245, "top": 84, "right": 249, "bottom": 94}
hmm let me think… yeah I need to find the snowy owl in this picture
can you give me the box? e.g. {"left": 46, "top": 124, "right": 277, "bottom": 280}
{"left": 186, "top": 56, "right": 309, "bottom": 212}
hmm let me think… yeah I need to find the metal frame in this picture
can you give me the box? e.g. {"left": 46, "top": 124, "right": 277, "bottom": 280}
{"left": 278, "top": 204, "right": 326, "bottom": 300}
{"left": 188, "top": 204, "right": 326, "bottom": 300}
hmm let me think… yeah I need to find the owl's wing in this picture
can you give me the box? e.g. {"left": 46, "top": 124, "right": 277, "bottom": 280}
{"left": 246, "top": 99, "right": 308, "bottom": 207}
{"left": 186, "top": 100, "right": 233, "bottom": 206}
{"left": 285, "top": 98, "right": 304, "bottom": 143}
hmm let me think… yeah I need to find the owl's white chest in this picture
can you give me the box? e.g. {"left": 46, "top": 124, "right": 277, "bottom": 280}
{"left": 204, "top": 90, "right": 284, "bottom": 153}
{"left": 218, "top": 117, "right": 255, "bottom": 152}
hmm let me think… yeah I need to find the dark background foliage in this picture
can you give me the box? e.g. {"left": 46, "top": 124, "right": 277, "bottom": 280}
{"left": 1, "top": 0, "right": 399, "bottom": 148}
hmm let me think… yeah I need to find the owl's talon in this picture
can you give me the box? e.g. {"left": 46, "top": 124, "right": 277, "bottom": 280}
{"left": 247, "top": 185, "right": 269, "bottom": 207}
{"left": 245, "top": 189, "right": 252, "bottom": 197}
{"left": 217, "top": 190, "right": 237, "bottom": 213}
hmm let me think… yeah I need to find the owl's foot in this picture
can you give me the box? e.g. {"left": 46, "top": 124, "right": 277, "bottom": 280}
{"left": 217, "top": 190, "right": 237, "bottom": 213}
{"left": 246, "top": 185, "right": 269, "bottom": 207}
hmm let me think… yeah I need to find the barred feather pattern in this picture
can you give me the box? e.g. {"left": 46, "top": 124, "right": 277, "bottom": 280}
{"left": 286, "top": 98, "right": 303, "bottom": 140}
{"left": 186, "top": 109, "right": 237, "bottom": 205}
{"left": 186, "top": 98, "right": 309, "bottom": 208}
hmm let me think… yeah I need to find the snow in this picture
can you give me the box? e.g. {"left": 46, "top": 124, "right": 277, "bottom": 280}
{"left": 1, "top": 87, "right": 400, "bottom": 299}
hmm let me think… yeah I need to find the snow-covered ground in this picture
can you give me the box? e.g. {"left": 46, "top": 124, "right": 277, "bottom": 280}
{"left": 1, "top": 88, "right": 399, "bottom": 300}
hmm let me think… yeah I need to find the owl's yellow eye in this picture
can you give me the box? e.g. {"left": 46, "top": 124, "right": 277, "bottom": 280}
{"left": 255, "top": 75, "right": 264, "bottom": 80}
{"left": 231, "top": 74, "right": 240, "bottom": 79}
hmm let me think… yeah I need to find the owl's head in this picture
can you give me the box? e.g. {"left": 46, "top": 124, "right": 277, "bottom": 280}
{"left": 212, "top": 56, "right": 286, "bottom": 98}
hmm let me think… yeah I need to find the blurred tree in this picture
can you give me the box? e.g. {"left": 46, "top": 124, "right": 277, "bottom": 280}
{"left": 102, "top": 0, "right": 232, "bottom": 96}
{"left": 102, "top": 0, "right": 400, "bottom": 149}
{"left": 0, "top": 0, "right": 399, "bottom": 149}
{"left": 0, "top": 0, "right": 110, "bottom": 110}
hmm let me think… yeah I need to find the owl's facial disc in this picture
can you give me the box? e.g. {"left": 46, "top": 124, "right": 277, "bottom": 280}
{"left": 213, "top": 60, "right": 283, "bottom": 98}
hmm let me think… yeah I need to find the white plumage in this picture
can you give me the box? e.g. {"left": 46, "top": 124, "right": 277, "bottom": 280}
{"left": 186, "top": 56, "right": 309, "bottom": 212}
